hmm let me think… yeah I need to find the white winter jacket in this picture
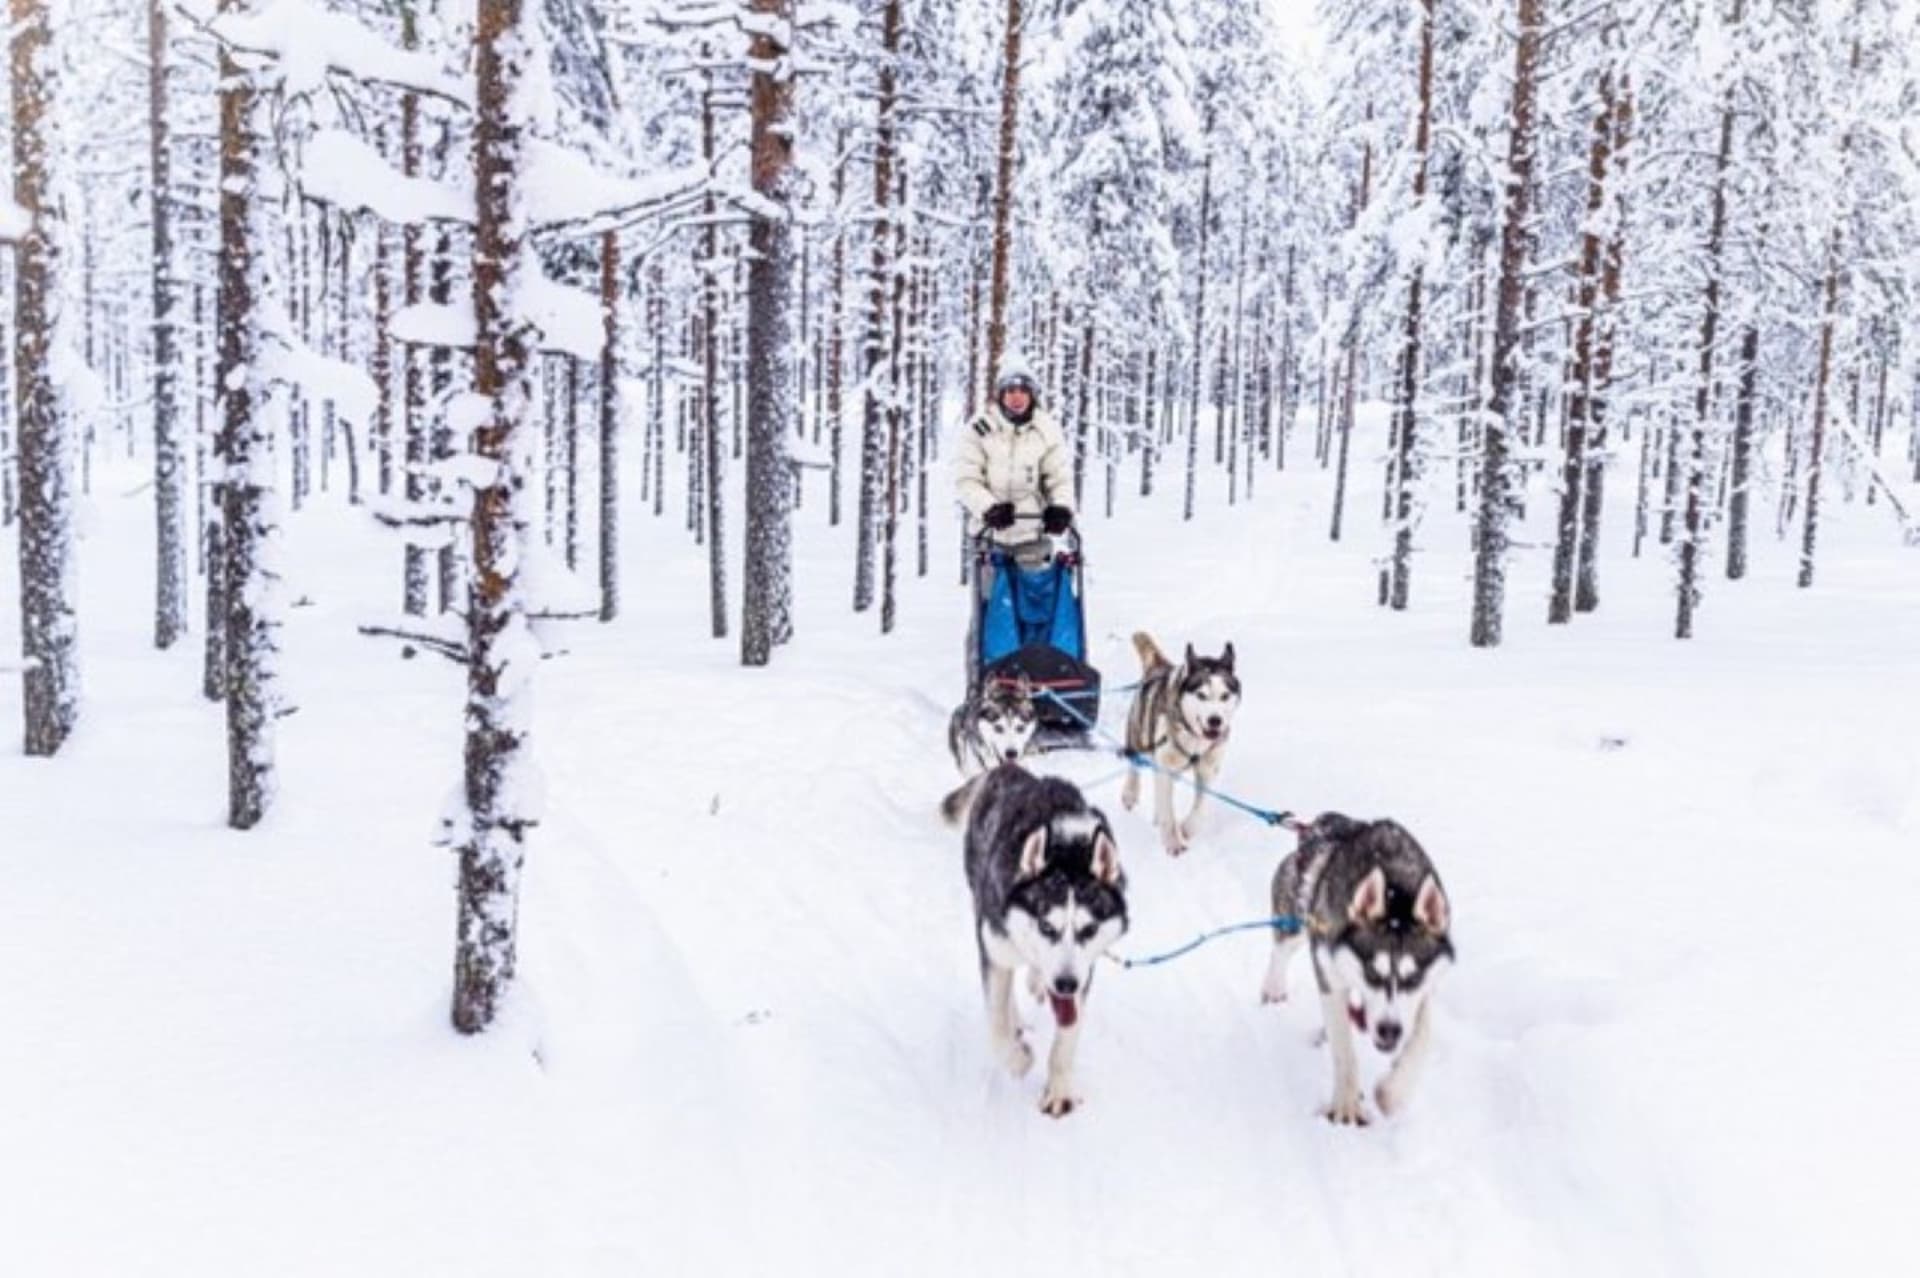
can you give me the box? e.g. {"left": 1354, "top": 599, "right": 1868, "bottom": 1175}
{"left": 953, "top": 405, "right": 1074, "bottom": 545}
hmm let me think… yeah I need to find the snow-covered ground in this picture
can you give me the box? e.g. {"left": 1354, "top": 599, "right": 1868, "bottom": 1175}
{"left": 4, "top": 422, "right": 1916, "bottom": 1276}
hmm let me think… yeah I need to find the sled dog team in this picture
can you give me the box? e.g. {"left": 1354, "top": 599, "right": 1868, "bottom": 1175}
{"left": 943, "top": 633, "right": 1456, "bottom": 1126}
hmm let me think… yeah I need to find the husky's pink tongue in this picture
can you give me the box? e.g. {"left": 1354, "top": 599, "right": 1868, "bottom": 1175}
{"left": 1049, "top": 994, "right": 1079, "bottom": 1027}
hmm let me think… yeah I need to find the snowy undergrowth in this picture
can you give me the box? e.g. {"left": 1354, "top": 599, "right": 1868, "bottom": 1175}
{"left": 3, "top": 430, "right": 1916, "bottom": 1275}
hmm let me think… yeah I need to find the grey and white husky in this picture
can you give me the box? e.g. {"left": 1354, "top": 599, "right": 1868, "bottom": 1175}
{"left": 1120, "top": 632, "right": 1242, "bottom": 855}
{"left": 943, "top": 765, "right": 1129, "bottom": 1118}
{"left": 948, "top": 675, "right": 1040, "bottom": 775}
{"left": 1262, "top": 813, "right": 1454, "bottom": 1125}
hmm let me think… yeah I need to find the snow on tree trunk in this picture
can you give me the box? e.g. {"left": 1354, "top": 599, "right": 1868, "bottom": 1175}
{"left": 1329, "top": 133, "right": 1371, "bottom": 544}
{"left": 599, "top": 229, "right": 620, "bottom": 621}
{"left": 1799, "top": 233, "right": 1843, "bottom": 590}
{"left": 1677, "top": 60, "right": 1738, "bottom": 642}
{"left": 741, "top": 0, "right": 797, "bottom": 665}
{"left": 854, "top": 0, "right": 901, "bottom": 613}
{"left": 1551, "top": 65, "right": 1619, "bottom": 624}
{"left": 149, "top": 0, "right": 187, "bottom": 651}
{"left": 1469, "top": 0, "right": 1542, "bottom": 650}
{"left": 826, "top": 138, "right": 848, "bottom": 528}
{"left": 701, "top": 72, "right": 727, "bottom": 640}
{"left": 1724, "top": 320, "right": 1760, "bottom": 580}
{"left": 1183, "top": 148, "right": 1212, "bottom": 524}
{"left": 452, "top": 0, "right": 542, "bottom": 1034}
{"left": 216, "top": 2, "right": 281, "bottom": 827}
{"left": 1386, "top": 0, "right": 1434, "bottom": 612}
{"left": 13, "top": 0, "right": 81, "bottom": 756}
{"left": 1576, "top": 76, "right": 1633, "bottom": 615}
{"left": 402, "top": 11, "right": 430, "bottom": 617}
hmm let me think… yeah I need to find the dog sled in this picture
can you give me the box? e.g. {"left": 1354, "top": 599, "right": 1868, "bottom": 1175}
{"left": 965, "top": 516, "right": 1101, "bottom": 753}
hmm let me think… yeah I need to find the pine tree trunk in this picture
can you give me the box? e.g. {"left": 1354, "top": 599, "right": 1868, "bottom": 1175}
{"left": 855, "top": 0, "right": 901, "bottom": 612}
{"left": 1140, "top": 342, "right": 1157, "bottom": 496}
{"left": 1470, "top": 0, "right": 1543, "bottom": 649}
{"left": 984, "top": 0, "right": 1023, "bottom": 390}
{"left": 1183, "top": 148, "right": 1213, "bottom": 523}
{"left": 1551, "top": 67, "right": 1618, "bottom": 624}
{"left": 599, "top": 229, "right": 621, "bottom": 621}
{"left": 150, "top": 0, "right": 187, "bottom": 650}
{"left": 1074, "top": 316, "right": 1095, "bottom": 508}
{"left": 1329, "top": 136, "right": 1373, "bottom": 542}
{"left": 1677, "top": 76, "right": 1737, "bottom": 640}
{"left": 1577, "top": 76, "right": 1633, "bottom": 613}
{"left": 826, "top": 134, "right": 849, "bottom": 527}
{"left": 13, "top": 0, "right": 80, "bottom": 755}
{"left": 1724, "top": 321, "right": 1760, "bottom": 579}
{"left": 742, "top": 0, "right": 797, "bottom": 664}
{"left": 217, "top": 3, "right": 278, "bottom": 826}
{"left": 1388, "top": 0, "right": 1435, "bottom": 610}
{"left": 880, "top": 175, "right": 908, "bottom": 635}
{"left": 702, "top": 73, "right": 727, "bottom": 639}
{"left": 452, "top": 0, "right": 540, "bottom": 1035}
{"left": 1799, "top": 234, "right": 1843, "bottom": 590}
{"left": 401, "top": 33, "right": 430, "bottom": 616}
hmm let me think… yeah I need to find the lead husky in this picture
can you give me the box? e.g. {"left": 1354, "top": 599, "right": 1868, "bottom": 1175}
{"left": 943, "top": 765, "right": 1129, "bottom": 1117}
{"left": 948, "top": 676, "right": 1039, "bottom": 775}
{"left": 1120, "top": 632, "right": 1242, "bottom": 855}
{"left": 1262, "top": 813, "right": 1454, "bottom": 1125}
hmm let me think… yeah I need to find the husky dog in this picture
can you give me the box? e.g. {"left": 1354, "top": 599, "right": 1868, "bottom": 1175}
{"left": 1261, "top": 813, "right": 1454, "bottom": 1125}
{"left": 1119, "top": 632, "right": 1242, "bottom": 855}
{"left": 948, "top": 675, "right": 1040, "bottom": 775}
{"left": 943, "top": 765, "right": 1129, "bottom": 1117}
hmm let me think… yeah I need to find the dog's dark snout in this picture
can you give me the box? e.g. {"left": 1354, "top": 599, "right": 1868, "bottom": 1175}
{"left": 1375, "top": 1021, "right": 1403, "bottom": 1052}
{"left": 1003, "top": 748, "right": 1021, "bottom": 761}
{"left": 1206, "top": 715, "right": 1223, "bottom": 731}
{"left": 1051, "top": 974, "right": 1080, "bottom": 997}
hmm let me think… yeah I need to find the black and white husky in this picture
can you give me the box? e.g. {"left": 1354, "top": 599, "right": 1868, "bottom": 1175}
{"left": 947, "top": 675, "right": 1040, "bottom": 775}
{"left": 1120, "top": 632, "right": 1242, "bottom": 855}
{"left": 1262, "top": 813, "right": 1454, "bottom": 1125}
{"left": 942, "top": 765, "right": 1129, "bottom": 1118}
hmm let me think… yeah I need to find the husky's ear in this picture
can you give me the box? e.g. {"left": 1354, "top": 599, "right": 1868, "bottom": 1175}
{"left": 1184, "top": 642, "right": 1198, "bottom": 669}
{"left": 1015, "top": 673, "right": 1035, "bottom": 700}
{"left": 1220, "top": 641, "right": 1236, "bottom": 672}
{"left": 1414, "top": 873, "right": 1450, "bottom": 934}
{"left": 1091, "top": 829, "right": 1122, "bottom": 885}
{"left": 1348, "top": 867, "right": 1388, "bottom": 924}
{"left": 1018, "top": 826, "right": 1048, "bottom": 879}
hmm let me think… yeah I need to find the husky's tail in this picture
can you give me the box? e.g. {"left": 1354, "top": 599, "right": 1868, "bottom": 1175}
{"left": 1133, "top": 631, "right": 1172, "bottom": 673}
{"left": 940, "top": 773, "right": 987, "bottom": 828}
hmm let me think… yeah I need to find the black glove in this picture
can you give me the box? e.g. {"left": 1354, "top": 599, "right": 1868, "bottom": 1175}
{"left": 1042, "top": 505, "right": 1073, "bottom": 535}
{"left": 982, "top": 502, "right": 1017, "bottom": 531}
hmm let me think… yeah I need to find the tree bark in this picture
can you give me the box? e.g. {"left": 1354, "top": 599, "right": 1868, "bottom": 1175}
{"left": 217, "top": 0, "right": 278, "bottom": 825}
{"left": 1576, "top": 76, "right": 1633, "bottom": 613}
{"left": 599, "top": 229, "right": 621, "bottom": 620}
{"left": 1551, "top": 66, "right": 1618, "bottom": 623}
{"left": 150, "top": 0, "right": 187, "bottom": 650}
{"left": 452, "top": 0, "right": 540, "bottom": 1035}
{"left": 1387, "top": 0, "right": 1435, "bottom": 610}
{"left": 13, "top": 0, "right": 80, "bottom": 755}
{"left": 1183, "top": 146, "right": 1212, "bottom": 523}
{"left": 855, "top": 0, "right": 901, "bottom": 611}
{"left": 742, "top": 0, "right": 797, "bottom": 663}
{"left": 1470, "top": 0, "right": 1543, "bottom": 648}
{"left": 984, "top": 0, "right": 1023, "bottom": 391}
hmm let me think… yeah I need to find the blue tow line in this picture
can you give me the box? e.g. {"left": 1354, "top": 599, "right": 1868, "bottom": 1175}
{"left": 1035, "top": 687, "right": 1302, "bottom": 831}
{"left": 1109, "top": 915, "right": 1307, "bottom": 970}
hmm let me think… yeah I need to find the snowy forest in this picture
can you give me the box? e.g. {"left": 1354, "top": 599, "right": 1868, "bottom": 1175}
{"left": 4, "top": 0, "right": 1917, "bottom": 1273}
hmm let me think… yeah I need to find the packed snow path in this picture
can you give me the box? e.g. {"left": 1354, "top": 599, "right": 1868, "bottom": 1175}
{"left": 3, "top": 454, "right": 1915, "bottom": 1275}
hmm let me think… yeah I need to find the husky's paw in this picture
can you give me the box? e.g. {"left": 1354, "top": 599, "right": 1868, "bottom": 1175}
{"left": 1376, "top": 1077, "right": 1415, "bottom": 1117}
{"left": 1160, "top": 824, "right": 1188, "bottom": 857}
{"left": 1039, "top": 1084, "right": 1081, "bottom": 1118}
{"left": 1119, "top": 772, "right": 1140, "bottom": 811}
{"left": 1178, "top": 816, "right": 1203, "bottom": 845}
{"left": 1260, "top": 972, "right": 1290, "bottom": 1005}
{"left": 1324, "top": 1091, "right": 1370, "bottom": 1127}
{"left": 996, "top": 1033, "right": 1035, "bottom": 1079}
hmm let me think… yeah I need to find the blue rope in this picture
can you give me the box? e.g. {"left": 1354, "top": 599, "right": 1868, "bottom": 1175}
{"left": 1110, "top": 915, "right": 1305, "bottom": 969}
{"left": 1035, "top": 687, "right": 1300, "bottom": 831}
